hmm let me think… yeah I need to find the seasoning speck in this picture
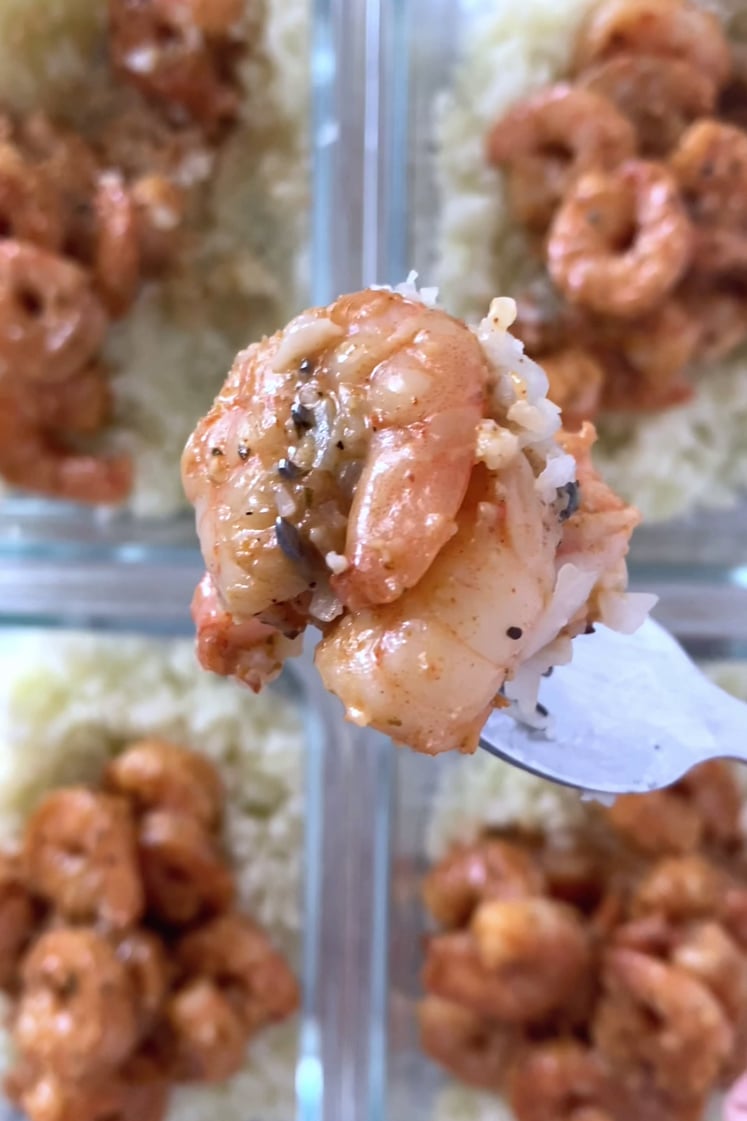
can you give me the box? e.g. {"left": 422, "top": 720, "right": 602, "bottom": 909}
{"left": 584, "top": 623, "right": 596, "bottom": 635}
{"left": 506, "top": 626, "right": 523, "bottom": 640}
{"left": 299, "top": 358, "right": 312, "bottom": 377}
{"left": 291, "top": 403, "right": 314, "bottom": 431}
{"left": 238, "top": 444, "right": 250, "bottom": 461}
{"left": 535, "top": 702, "right": 548, "bottom": 718}
{"left": 278, "top": 458, "right": 304, "bottom": 480}
{"left": 336, "top": 440, "right": 344, "bottom": 450}
{"left": 210, "top": 447, "right": 223, "bottom": 457}
{"left": 557, "top": 481, "right": 580, "bottom": 522}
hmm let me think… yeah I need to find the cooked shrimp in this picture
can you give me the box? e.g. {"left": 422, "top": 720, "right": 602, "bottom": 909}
{"left": 130, "top": 174, "right": 186, "bottom": 275}
{"left": 105, "top": 737, "right": 224, "bottom": 829}
{"left": 605, "top": 789, "right": 703, "bottom": 856}
{"left": 183, "top": 290, "right": 488, "bottom": 621}
{"left": 0, "top": 241, "right": 107, "bottom": 383}
{"left": 14, "top": 929, "right": 139, "bottom": 1081}
{"left": 679, "top": 277, "right": 747, "bottom": 364}
{"left": 594, "top": 299, "right": 700, "bottom": 393}
{"left": 631, "top": 855, "right": 725, "bottom": 921}
{"left": 423, "top": 898, "right": 590, "bottom": 1023}
{"left": 92, "top": 172, "right": 140, "bottom": 318}
{"left": 547, "top": 161, "right": 693, "bottom": 319}
{"left": 675, "top": 760, "right": 742, "bottom": 847}
{"left": 508, "top": 1041, "right": 616, "bottom": 1121}
{"left": 23, "top": 788, "right": 143, "bottom": 930}
{"left": 176, "top": 913, "right": 299, "bottom": 1030}
{"left": 108, "top": 0, "right": 242, "bottom": 131}
{"left": 0, "top": 850, "right": 36, "bottom": 992}
{"left": 672, "top": 921, "right": 747, "bottom": 1026}
{"left": 573, "top": 0, "right": 731, "bottom": 91}
{"left": 509, "top": 283, "right": 577, "bottom": 357}
{"left": 577, "top": 54, "right": 717, "bottom": 158}
{"left": 166, "top": 978, "right": 247, "bottom": 1082}
{"left": 538, "top": 840, "right": 607, "bottom": 911}
{"left": 593, "top": 948, "right": 733, "bottom": 1098}
{"left": 37, "top": 363, "right": 113, "bottom": 436}
{"left": 0, "top": 399, "right": 133, "bottom": 504}
{"left": 315, "top": 456, "right": 562, "bottom": 754}
{"left": 114, "top": 931, "right": 169, "bottom": 1032}
{"left": 541, "top": 348, "right": 605, "bottom": 430}
{"left": 190, "top": 573, "right": 302, "bottom": 692}
{"left": 0, "top": 141, "right": 64, "bottom": 250}
{"left": 422, "top": 837, "right": 545, "bottom": 928}
{"left": 11, "top": 1068, "right": 168, "bottom": 1121}
{"left": 138, "top": 810, "right": 234, "bottom": 925}
{"left": 418, "top": 996, "right": 519, "bottom": 1094}
{"left": 554, "top": 424, "right": 641, "bottom": 595}
{"left": 486, "top": 84, "right": 636, "bottom": 234}
{"left": 670, "top": 119, "right": 747, "bottom": 276}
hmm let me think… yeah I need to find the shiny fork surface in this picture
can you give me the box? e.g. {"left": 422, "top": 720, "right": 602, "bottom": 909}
{"left": 478, "top": 617, "right": 747, "bottom": 796}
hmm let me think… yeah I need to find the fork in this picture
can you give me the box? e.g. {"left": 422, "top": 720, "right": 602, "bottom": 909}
{"left": 478, "top": 616, "right": 747, "bottom": 796}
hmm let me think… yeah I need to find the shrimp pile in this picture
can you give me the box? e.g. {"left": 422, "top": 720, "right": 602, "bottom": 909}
{"left": 183, "top": 284, "right": 651, "bottom": 754}
{"left": 0, "top": 0, "right": 253, "bottom": 503}
{"left": 420, "top": 760, "right": 747, "bottom": 1121}
{"left": 487, "top": 0, "right": 747, "bottom": 425}
{"left": 0, "top": 738, "right": 299, "bottom": 1121}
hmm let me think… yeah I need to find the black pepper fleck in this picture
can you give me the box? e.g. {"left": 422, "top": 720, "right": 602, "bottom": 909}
{"left": 291, "top": 403, "right": 314, "bottom": 431}
{"left": 542, "top": 666, "right": 554, "bottom": 678}
{"left": 336, "top": 440, "right": 344, "bottom": 450}
{"left": 506, "top": 626, "right": 523, "bottom": 640}
{"left": 584, "top": 623, "right": 596, "bottom": 635}
{"left": 278, "top": 457, "right": 305, "bottom": 480}
{"left": 557, "top": 481, "right": 580, "bottom": 522}
{"left": 299, "top": 358, "right": 312, "bottom": 377}
{"left": 238, "top": 444, "right": 250, "bottom": 461}
{"left": 210, "top": 447, "right": 223, "bottom": 457}
{"left": 535, "top": 702, "right": 548, "bottom": 718}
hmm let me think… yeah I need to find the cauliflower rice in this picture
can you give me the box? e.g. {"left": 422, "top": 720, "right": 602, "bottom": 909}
{"left": 0, "top": 0, "right": 309, "bottom": 516}
{"left": 426, "top": 657, "right": 747, "bottom": 1121}
{"left": 435, "top": 0, "right": 747, "bottom": 523}
{"left": 0, "top": 630, "right": 306, "bottom": 1121}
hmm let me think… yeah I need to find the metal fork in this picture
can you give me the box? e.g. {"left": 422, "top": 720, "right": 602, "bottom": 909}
{"left": 478, "top": 617, "right": 747, "bottom": 796}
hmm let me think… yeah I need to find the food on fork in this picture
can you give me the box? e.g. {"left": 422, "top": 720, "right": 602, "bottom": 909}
{"left": 183, "top": 279, "right": 653, "bottom": 754}
{"left": 0, "top": 738, "right": 299, "bottom": 1121}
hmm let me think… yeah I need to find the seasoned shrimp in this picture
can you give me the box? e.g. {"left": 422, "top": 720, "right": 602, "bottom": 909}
{"left": 0, "top": 241, "right": 107, "bottom": 383}
{"left": 418, "top": 996, "right": 519, "bottom": 1094}
{"left": 675, "top": 760, "right": 742, "bottom": 847}
{"left": 508, "top": 1041, "right": 616, "bottom": 1121}
{"left": 486, "top": 85, "right": 636, "bottom": 234}
{"left": 176, "top": 913, "right": 300, "bottom": 1030}
{"left": 166, "top": 978, "right": 247, "bottom": 1082}
{"left": 594, "top": 299, "right": 700, "bottom": 392}
{"left": 573, "top": 0, "right": 731, "bottom": 92}
{"left": 109, "top": 0, "right": 242, "bottom": 131}
{"left": 679, "top": 277, "right": 747, "bottom": 364}
{"left": 0, "top": 399, "right": 133, "bottom": 504}
{"left": 541, "top": 348, "right": 605, "bottom": 430}
{"left": 0, "top": 850, "right": 36, "bottom": 992}
{"left": 630, "top": 855, "right": 725, "bottom": 921}
{"left": 105, "top": 737, "right": 224, "bottom": 829}
{"left": 23, "top": 788, "right": 143, "bottom": 930}
{"left": 555, "top": 424, "right": 641, "bottom": 592}
{"left": 670, "top": 119, "right": 747, "bottom": 276}
{"left": 422, "top": 837, "right": 545, "bottom": 928}
{"left": 37, "top": 363, "right": 113, "bottom": 436}
{"left": 92, "top": 172, "right": 140, "bottom": 318}
{"left": 605, "top": 789, "right": 703, "bottom": 856}
{"left": 114, "top": 931, "right": 169, "bottom": 1032}
{"left": 315, "top": 456, "right": 562, "bottom": 754}
{"left": 577, "top": 54, "right": 717, "bottom": 158}
{"left": 183, "top": 289, "right": 488, "bottom": 624}
{"left": 190, "top": 573, "right": 302, "bottom": 692}
{"left": 0, "top": 141, "right": 64, "bottom": 250}
{"left": 138, "top": 810, "right": 234, "bottom": 925}
{"left": 672, "top": 921, "right": 747, "bottom": 1026}
{"left": 11, "top": 1067, "right": 168, "bottom": 1121}
{"left": 14, "top": 929, "right": 139, "bottom": 1081}
{"left": 547, "top": 160, "right": 693, "bottom": 319}
{"left": 593, "top": 948, "right": 733, "bottom": 1098}
{"left": 423, "top": 898, "right": 590, "bottom": 1023}
{"left": 130, "top": 174, "right": 186, "bottom": 275}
